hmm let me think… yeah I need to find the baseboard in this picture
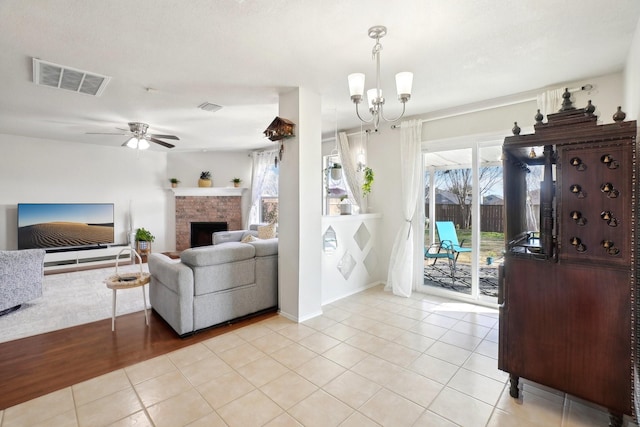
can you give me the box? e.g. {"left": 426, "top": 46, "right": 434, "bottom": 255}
{"left": 321, "top": 281, "right": 384, "bottom": 306}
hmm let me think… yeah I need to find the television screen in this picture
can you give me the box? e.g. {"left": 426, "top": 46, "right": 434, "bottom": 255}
{"left": 18, "top": 203, "right": 115, "bottom": 250}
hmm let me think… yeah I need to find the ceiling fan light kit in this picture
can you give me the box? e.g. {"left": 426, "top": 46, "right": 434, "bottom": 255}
{"left": 348, "top": 25, "right": 413, "bottom": 131}
{"left": 126, "top": 136, "right": 150, "bottom": 150}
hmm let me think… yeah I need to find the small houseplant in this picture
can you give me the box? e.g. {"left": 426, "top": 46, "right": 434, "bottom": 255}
{"left": 231, "top": 177, "right": 242, "bottom": 188}
{"left": 339, "top": 195, "right": 352, "bottom": 215}
{"left": 169, "top": 178, "right": 180, "bottom": 188}
{"left": 135, "top": 227, "right": 155, "bottom": 255}
{"left": 362, "top": 166, "right": 374, "bottom": 197}
{"left": 198, "top": 171, "right": 212, "bottom": 187}
{"left": 330, "top": 162, "right": 342, "bottom": 180}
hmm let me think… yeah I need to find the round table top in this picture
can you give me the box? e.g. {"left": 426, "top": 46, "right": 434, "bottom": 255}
{"left": 104, "top": 272, "right": 150, "bottom": 290}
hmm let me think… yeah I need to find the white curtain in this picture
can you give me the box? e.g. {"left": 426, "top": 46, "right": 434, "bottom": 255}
{"left": 385, "top": 120, "right": 422, "bottom": 298}
{"left": 338, "top": 131, "right": 363, "bottom": 212}
{"left": 536, "top": 88, "right": 564, "bottom": 122}
{"left": 248, "top": 150, "right": 277, "bottom": 227}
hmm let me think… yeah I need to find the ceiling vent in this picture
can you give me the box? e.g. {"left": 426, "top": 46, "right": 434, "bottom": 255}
{"left": 32, "top": 58, "right": 111, "bottom": 96}
{"left": 198, "top": 102, "right": 223, "bottom": 113}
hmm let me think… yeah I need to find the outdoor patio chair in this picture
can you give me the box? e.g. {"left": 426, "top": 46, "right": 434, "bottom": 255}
{"left": 435, "top": 221, "right": 472, "bottom": 270}
{"left": 424, "top": 242, "right": 455, "bottom": 285}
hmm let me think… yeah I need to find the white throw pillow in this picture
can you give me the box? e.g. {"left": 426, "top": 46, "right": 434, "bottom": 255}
{"left": 257, "top": 223, "right": 276, "bottom": 239}
{"left": 241, "top": 234, "right": 257, "bottom": 243}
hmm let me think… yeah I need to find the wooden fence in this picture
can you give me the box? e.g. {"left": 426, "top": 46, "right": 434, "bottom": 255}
{"left": 425, "top": 204, "right": 504, "bottom": 232}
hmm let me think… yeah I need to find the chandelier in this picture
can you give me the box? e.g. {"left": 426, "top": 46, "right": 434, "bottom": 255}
{"left": 348, "top": 26, "right": 413, "bottom": 131}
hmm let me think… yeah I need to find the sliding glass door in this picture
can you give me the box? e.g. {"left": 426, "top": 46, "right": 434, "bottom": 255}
{"left": 422, "top": 143, "right": 503, "bottom": 305}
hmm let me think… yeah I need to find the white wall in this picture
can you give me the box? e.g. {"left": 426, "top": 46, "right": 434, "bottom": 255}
{"left": 167, "top": 151, "right": 252, "bottom": 188}
{"left": 0, "top": 134, "right": 264, "bottom": 253}
{"left": 0, "top": 134, "right": 169, "bottom": 251}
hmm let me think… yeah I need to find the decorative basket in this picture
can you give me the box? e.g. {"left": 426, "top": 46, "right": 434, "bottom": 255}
{"left": 104, "top": 248, "right": 150, "bottom": 289}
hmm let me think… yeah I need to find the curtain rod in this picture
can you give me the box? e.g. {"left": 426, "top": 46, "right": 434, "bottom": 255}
{"left": 388, "top": 84, "right": 592, "bottom": 129}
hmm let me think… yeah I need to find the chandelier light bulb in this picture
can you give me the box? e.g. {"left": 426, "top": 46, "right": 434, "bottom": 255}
{"left": 367, "top": 88, "right": 380, "bottom": 110}
{"left": 348, "top": 73, "right": 365, "bottom": 100}
{"left": 395, "top": 72, "right": 413, "bottom": 101}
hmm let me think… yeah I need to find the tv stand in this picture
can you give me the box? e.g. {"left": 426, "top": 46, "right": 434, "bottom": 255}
{"left": 44, "top": 244, "right": 132, "bottom": 274}
{"left": 45, "top": 245, "right": 107, "bottom": 254}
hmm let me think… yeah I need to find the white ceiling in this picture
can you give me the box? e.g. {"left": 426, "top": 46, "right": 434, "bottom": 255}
{"left": 1, "top": 0, "right": 638, "bottom": 152}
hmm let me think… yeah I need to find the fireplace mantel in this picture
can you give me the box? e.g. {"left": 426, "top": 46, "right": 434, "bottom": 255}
{"left": 170, "top": 187, "right": 245, "bottom": 197}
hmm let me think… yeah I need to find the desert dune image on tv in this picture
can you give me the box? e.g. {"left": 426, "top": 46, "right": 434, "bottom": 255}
{"left": 18, "top": 204, "right": 114, "bottom": 250}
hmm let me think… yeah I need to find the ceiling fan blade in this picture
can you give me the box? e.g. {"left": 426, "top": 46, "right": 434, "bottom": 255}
{"left": 148, "top": 134, "right": 179, "bottom": 140}
{"left": 148, "top": 137, "right": 175, "bottom": 149}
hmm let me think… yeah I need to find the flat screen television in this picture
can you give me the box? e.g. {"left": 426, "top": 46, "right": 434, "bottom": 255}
{"left": 18, "top": 203, "right": 115, "bottom": 250}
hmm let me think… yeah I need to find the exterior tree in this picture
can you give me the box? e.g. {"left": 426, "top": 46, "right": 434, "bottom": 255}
{"left": 430, "top": 166, "right": 503, "bottom": 229}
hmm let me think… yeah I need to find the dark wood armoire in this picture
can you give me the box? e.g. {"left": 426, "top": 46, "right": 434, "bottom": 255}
{"left": 498, "top": 90, "right": 638, "bottom": 426}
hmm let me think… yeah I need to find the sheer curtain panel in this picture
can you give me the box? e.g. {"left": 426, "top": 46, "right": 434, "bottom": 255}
{"left": 386, "top": 120, "right": 422, "bottom": 297}
{"left": 338, "top": 132, "right": 363, "bottom": 211}
{"left": 536, "top": 88, "right": 564, "bottom": 122}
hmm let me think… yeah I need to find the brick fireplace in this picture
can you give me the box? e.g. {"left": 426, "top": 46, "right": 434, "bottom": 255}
{"left": 174, "top": 190, "right": 243, "bottom": 251}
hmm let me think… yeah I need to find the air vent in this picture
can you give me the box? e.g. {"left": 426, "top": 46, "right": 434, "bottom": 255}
{"left": 32, "top": 58, "right": 111, "bottom": 96}
{"left": 198, "top": 102, "right": 223, "bottom": 113}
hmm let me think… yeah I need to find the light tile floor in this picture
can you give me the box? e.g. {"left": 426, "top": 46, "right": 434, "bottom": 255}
{"left": 0, "top": 285, "right": 635, "bottom": 427}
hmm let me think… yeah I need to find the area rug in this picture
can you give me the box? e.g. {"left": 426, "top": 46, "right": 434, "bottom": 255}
{"left": 424, "top": 263, "right": 499, "bottom": 297}
{"left": 0, "top": 263, "right": 149, "bottom": 343}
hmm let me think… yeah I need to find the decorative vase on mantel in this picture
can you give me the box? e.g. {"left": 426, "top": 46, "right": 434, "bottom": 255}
{"left": 198, "top": 171, "right": 212, "bottom": 187}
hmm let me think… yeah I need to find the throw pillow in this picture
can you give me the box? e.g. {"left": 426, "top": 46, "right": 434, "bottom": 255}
{"left": 241, "top": 234, "right": 257, "bottom": 243}
{"left": 257, "top": 223, "right": 276, "bottom": 239}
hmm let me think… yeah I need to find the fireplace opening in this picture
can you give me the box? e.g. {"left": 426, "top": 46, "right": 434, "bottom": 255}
{"left": 190, "top": 222, "right": 228, "bottom": 247}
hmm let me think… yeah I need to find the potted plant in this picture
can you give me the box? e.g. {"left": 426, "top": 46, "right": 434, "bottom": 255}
{"left": 169, "top": 178, "right": 180, "bottom": 188}
{"left": 330, "top": 162, "right": 342, "bottom": 180}
{"left": 135, "top": 227, "right": 155, "bottom": 255}
{"left": 362, "top": 166, "right": 374, "bottom": 197}
{"left": 231, "top": 178, "right": 242, "bottom": 188}
{"left": 198, "top": 171, "right": 212, "bottom": 187}
{"left": 339, "top": 195, "right": 352, "bottom": 215}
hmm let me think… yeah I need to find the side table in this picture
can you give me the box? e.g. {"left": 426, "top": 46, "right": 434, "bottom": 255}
{"left": 104, "top": 248, "right": 150, "bottom": 331}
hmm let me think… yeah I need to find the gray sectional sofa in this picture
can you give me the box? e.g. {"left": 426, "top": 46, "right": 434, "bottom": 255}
{"left": 148, "top": 238, "right": 278, "bottom": 336}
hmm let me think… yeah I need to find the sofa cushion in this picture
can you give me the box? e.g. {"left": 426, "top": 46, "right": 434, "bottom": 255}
{"left": 241, "top": 234, "right": 258, "bottom": 243}
{"left": 249, "top": 238, "right": 278, "bottom": 257}
{"left": 180, "top": 242, "right": 255, "bottom": 267}
{"left": 193, "top": 258, "right": 255, "bottom": 295}
{"left": 257, "top": 223, "right": 277, "bottom": 239}
{"left": 212, "top": 230, "right": 258, "bottom": 245}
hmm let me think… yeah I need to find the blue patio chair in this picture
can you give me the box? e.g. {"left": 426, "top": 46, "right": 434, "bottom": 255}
{"left": 424, "top": 241, "right": 455, "bottom": 285}
{"left": 425, "top": 221, "right": 473, "bottom": 286}
{"left": 435, "top": 221, "right": 472, "bottom": 269}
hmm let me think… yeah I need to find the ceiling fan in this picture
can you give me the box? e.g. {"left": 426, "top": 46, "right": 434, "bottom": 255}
{"left": 87, "top": 122, "right": 178, "bottom": 149}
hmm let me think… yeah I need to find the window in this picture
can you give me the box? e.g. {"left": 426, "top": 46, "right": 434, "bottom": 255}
{"left": 259, "top": 163, "right": 279, "bottom": 223}
{"left": 249, "top": 151, "right": 279, "bottom": 225}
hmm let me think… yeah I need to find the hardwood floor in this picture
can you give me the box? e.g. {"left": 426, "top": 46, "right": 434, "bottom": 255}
{"left": 0, "top": 308, "right": 276, "bottom": 410}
